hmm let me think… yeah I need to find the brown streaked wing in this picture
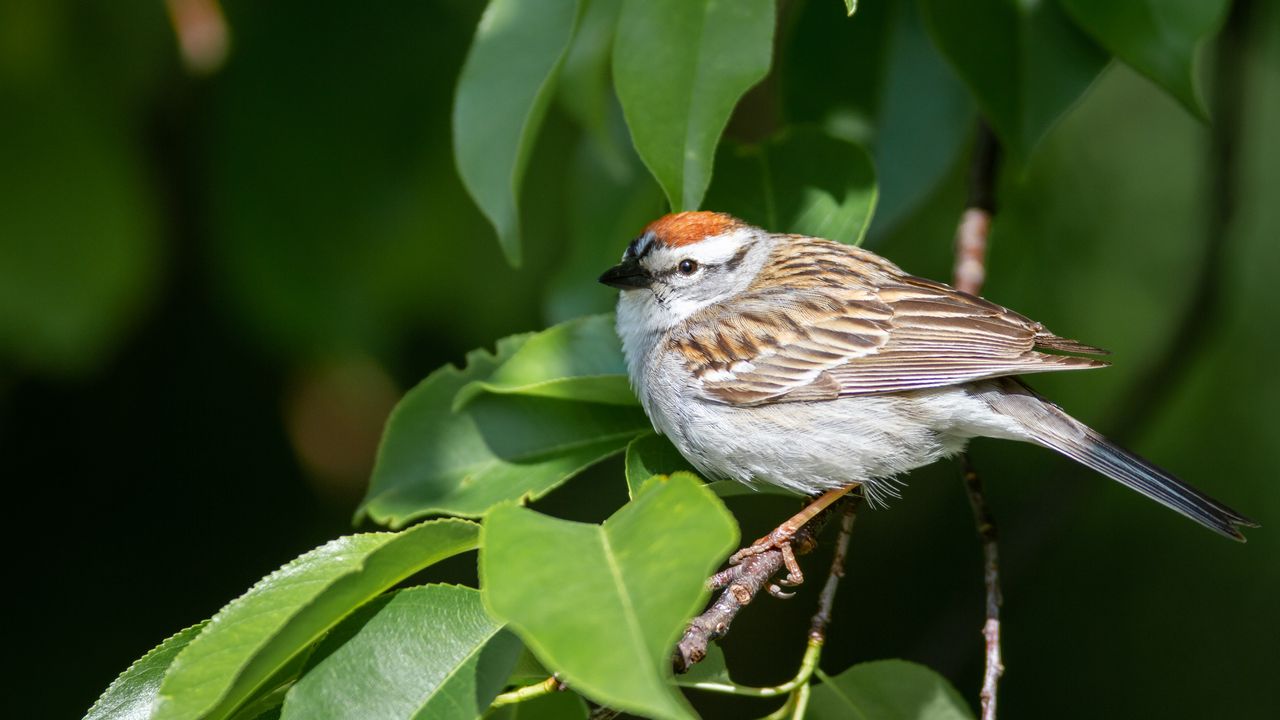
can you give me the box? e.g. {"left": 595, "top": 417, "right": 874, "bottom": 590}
{"left": 676, "top": 237, "right": 1108, "bottom": 406}
{"left": 671, "top": 284, "right": 894, "bottom": 406}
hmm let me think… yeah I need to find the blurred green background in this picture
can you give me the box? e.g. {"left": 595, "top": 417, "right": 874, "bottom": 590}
{"left": 2, "top": 0, "right": 1276, "bottom": 717}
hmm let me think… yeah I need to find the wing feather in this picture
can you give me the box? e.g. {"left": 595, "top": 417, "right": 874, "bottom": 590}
{"left": 671, "top": 236, "right": 1108, "bottom": 406}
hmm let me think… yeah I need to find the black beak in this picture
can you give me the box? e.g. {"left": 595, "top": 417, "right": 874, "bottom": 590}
{"left": 598, "top": 257, "right": 651, "bottom": 290}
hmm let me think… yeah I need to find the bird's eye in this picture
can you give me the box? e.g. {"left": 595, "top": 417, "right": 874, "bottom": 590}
{"left": 678, "top": 259, "right": 698, "bottom": 275}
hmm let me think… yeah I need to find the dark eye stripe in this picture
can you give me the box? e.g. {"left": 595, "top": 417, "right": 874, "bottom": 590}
{"left": 722, "top": 244, "right": 752, "bottom": 272}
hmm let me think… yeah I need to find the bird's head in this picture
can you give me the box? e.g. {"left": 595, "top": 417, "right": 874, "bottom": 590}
{"left": 600, "top": 211, "right": 772, "bottom": 329}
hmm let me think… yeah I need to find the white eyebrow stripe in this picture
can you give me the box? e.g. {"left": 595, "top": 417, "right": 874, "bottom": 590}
{"left": 679, "top": 229, "right": 754, "bottom": 265}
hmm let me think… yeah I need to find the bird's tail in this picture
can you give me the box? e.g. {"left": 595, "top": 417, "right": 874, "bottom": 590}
{"left": 981, "top": 379, "right": 1258, "bottom": 541}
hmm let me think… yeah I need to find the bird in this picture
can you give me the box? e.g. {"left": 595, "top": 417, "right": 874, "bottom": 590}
{"left": 599, "top": 211, "right": 1256, "bottom": 585}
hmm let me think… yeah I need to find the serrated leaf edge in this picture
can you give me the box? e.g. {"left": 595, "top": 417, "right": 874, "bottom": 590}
{"left": 83, "top": 621, "right": 209, "bottom": 720}
{"left": 156, "top": 519, "right": 479, "bottom": 718}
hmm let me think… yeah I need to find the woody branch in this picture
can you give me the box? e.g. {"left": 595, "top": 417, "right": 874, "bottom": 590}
{"left": 954, "top": 119, "right": 1004, "bottom": 720}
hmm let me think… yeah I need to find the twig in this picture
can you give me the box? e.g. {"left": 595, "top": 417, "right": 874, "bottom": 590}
{"left": 164, "top": 0, "right": 231, "bottom": 75}
{"left": 953, "top": 119, "right": 1004, "bottom": 720}
{"left": 952, "top": 120, "right": 1000, "bottom": 296}
{"left": 684, "top": 498, "right": 861, "bottom": 720}
{"left": 674, "top": 497, "right": 850, "bottom": 674}
{"left": 962, "top": 455, "right": 1003, "bottom": 720}
{"left": 809, "top": 500, "right": 859, "bottom": 640}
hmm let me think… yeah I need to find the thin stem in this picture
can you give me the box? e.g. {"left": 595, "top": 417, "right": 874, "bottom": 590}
{"left": 674, "top": 500, "right": 843, "bottom": 673}
{"left": 962, "top": 456, "right": 1003, "bottom": 720}
{"left": 788, "top": 679, "right": 813, "bottom": 720}
{"left": 164, "top": 0, "right": 231, "bottom": 74}
{"left": 488, "top": 675, "right": 561, "bottom": 708}
{"left": 810, "top": 500, "right": 859, "bottom": 640}
{"left": 953, "top": 119, "right": 1004, "bottom": 720}
{"left": 687, "top": 635, "right": 824, "bottom": 698}
{"left": 689, "top": 496, "right": 860, "bottom": 717}
{"left": 952, "top": 120, "right": 1000, "bottom": 297}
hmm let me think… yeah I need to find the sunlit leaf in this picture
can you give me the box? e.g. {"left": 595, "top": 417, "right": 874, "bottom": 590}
{"left": 614, "top": 0, "right": 775, "bottom": 211}
{"left": 481, "top": 473, "right": 739, "bottom": 720}
{"left": 152, "top": 520, "right": 479, "bottom": 720}
{"left": 1060, "top": 0, "right": 1227, "bottom": 118}
{"left": 808, "top": 660, "right": 974, "bottom": 720}
{"left": 360, "top": 334, "right": 650, "bottom": 527}
{"left": 84, "top": 623, "right": 207, "bottom": 720}
{"left": 706, "top": 127, "right": 878, "bottom": 245}
{"left": 281, "top": 585, "right": 520, "bottom": 720}
{"left": 486, "top": 691, "right": 589, "bottom": 720}
{"left": 454, "top": 0, "right": 583, "bottom": 265}
{"left": 455, "top": 315, "right": 636, "bottom": 407}
{"left": 920, "top": 0, "right": 1108, "bottom": 162}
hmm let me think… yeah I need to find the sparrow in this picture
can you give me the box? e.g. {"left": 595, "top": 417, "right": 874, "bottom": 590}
{"left": 599, "top": 211, "right": 1255, "bottom": 584}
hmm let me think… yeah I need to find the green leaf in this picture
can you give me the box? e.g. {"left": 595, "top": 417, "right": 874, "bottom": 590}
{"left": 481, "top": 473, "right": 739, "bottom": 720}
{"left": 808, "top": 660, "right": 974, "bottom": 720}
{"left": 360, "top": 335, "right": 651, "bottom": 527}
{"left": 1059, "top": 0, "right": 1227, "bottom": 118}
{"left": 558, "top": 0, "right": 625, "bottom": 167}
{"left": 704, "top": 480, "right": 801, "bottom": 500}
{"left": 867, "top": 0, "right": 973, "bottom": 240}
{"left": 281, "top": 585, "right": 520, "bottom": 720}
{"left": 781, "top": 0, "right": 891, "bottom": 129}
{"left": 152, "top": 519, "right": 480, "bottom": 720}
{"left": 486, "top": 692, "right": 589, "bottom": 720}
{"left": 455, "top": 315, "right": 636, "bottom": 407}
{"left": 614, "top": 0, "right": 776, "bottom": 211}
{"left": 705, "top": 127, "right": 878, "bottom": 244}
{"left": 674, "top": 644, "right": 733, "bottom": 687}
{"left": 545, "top": 121, "right": 666, "bottom": 323}
{"left": 454, "top": 0, "right": 582, "bottom": 265}
{"left": 624, "top": 433, "right": 697, "bottom": 498}
{"left": 920, "top": 0, "right": 1108, "bottom": 162}
{"left": 844, "top": 1, "right": 858, "bottom": 17}
{"left": 503, "top": 648, "right": 552, "bottom": 686}
{"left": 624, "top": 433, "right": 799, "bottom": 500}
{"left": 84, "top": 622, "right": 207, "bottom": 720}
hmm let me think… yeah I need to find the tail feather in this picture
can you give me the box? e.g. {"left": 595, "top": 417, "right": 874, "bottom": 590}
{"left": 984, "top": 380, "right": 1258, "bottom": 541}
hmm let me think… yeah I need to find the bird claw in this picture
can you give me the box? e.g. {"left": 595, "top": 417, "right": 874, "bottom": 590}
{"left": 727, "top": 526, "right": 806, "bottom": 588}
{"left": 767, "top": 583, "right": 795, "bottom": 599}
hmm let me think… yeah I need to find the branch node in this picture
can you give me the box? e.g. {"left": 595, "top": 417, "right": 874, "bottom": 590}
{"left": 673, "top": 497, "right": 857, "bottom": 674}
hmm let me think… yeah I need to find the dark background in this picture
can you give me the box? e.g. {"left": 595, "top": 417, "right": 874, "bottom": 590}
{"left": 2, "top": 1, "right": 1276, "bottom": 717}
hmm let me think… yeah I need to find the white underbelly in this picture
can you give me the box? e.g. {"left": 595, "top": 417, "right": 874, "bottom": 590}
{"left": 649, "top": 382, "right": 1026, "bottom": 502}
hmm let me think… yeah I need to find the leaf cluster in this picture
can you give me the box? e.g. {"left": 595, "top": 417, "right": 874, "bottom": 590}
{"left": 83, "top": 0, "right": 1229, "bottom": 718}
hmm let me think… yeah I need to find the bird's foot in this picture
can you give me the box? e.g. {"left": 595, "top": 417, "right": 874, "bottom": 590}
{"left": 729, "top": 526, "right": 805, "bottom": 587}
